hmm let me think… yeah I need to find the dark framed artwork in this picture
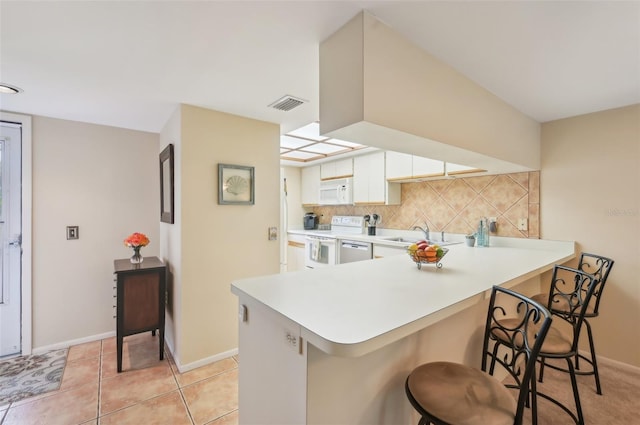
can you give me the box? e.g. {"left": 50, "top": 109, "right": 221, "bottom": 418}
{"left": 160, "top": 144, "right": 175, "bottom": 223}
{"left": 218, "top": 163, "right": 254, "bottom": 205}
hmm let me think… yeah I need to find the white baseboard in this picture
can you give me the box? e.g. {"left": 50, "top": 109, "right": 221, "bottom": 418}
{"left": 158, "top": 339, "right": 237, "bottom": 373}
{"left": 174, "top": 347, "right": 239, "bottom": 374}
{"left": 32, "top": 332, "right": 238, "bottom": 375}
{"left": 31, "top": 331, "right": 116, "bottom": 355}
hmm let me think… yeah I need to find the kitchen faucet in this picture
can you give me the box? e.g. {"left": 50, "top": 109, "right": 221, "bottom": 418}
{"left": 412, "top": 224, "right": 430, "bottom": 241}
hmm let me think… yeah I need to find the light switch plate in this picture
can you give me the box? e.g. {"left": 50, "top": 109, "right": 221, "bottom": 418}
{"left": 66, "top": 226, "right": 79, "bottom": 240}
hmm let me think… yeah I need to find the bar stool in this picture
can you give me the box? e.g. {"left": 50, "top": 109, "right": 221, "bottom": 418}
{"left": 532, "top": 252, "right": 614, "bottom": 395}
{"left": 492, "top": 265, "right": 598, "bottom": 425}
{"left": 405, "top": 286, "right": 552, "bottom": 425}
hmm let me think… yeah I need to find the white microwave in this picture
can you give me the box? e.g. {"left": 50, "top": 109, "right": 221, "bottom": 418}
{"left": 319, "top": 178, "right": 353, "bottom": 205}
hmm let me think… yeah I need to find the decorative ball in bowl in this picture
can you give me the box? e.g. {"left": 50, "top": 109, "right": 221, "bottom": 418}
{"left": 407, "top": 241, "right": 448, "bottom": 269}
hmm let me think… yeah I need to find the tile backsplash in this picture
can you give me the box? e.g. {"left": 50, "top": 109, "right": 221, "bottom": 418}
{"left": 310, "top": 171, "right": 539, "bottom": 238}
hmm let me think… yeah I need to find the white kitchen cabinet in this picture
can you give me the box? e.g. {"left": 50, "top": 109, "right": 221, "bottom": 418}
{"left": 385, "top": 151, "right": 413, "bottom": 180}
{"left": 373, "top": 244, "right": 407, "bottom": 259}
{"left": 412, "top": 156, "right": 445, "bottom": 178}
{"left": 237, "top": 298, "right": 307, "bottom": 424}
{"left": 353, "top": 152, "right": 400, "bottom": 205}
{"left": 386, "top": 151, "right": 444, "bottom": 180}
{"left": 301, "top": 165, "right": 320, "bottom": 205}
{"left": 287, "top": 233, "right": 306, "bottom": 272}
{"left": 320, "top": 158, "right": 353, "bottom": 180}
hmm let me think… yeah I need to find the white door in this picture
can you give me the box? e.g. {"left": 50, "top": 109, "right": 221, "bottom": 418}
{"left": 0, "top": 123, "right": 22, "bottom": 357}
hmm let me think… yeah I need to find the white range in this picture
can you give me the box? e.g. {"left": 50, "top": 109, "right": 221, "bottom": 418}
{"left": 304, "top": 215, "right": 366, "bottom": 269}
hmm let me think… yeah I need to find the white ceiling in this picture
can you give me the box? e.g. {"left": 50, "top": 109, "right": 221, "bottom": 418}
{"left": 1, "top": 1, "right": 638, "bottom": 144}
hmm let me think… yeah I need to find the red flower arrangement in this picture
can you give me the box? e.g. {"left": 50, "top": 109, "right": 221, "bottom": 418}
{"left": 124, "top": 232, "right": 150, "bottom": 248}
{"left": 125, "top": 232, "right": 149, "bottom": 264}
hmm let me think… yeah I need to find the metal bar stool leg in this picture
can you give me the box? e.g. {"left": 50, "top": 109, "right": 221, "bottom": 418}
{"left": 530, "top": 370, "right": 539, "bottom": 425}
{"left": 538, "top": 357, "right": 546, "bottom": 383}
{"left": 584, "top": 319, "right": 602, "bottom": 395}
{"left": 566, "top": 357, "right": 585, "bottom": 425}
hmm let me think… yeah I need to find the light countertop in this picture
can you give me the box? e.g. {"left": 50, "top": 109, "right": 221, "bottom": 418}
{"left": 287, "top": 228, "right": 463, "bottom": 247}
{"left": 231, "top": 238, "right": 574, "bottom": 357}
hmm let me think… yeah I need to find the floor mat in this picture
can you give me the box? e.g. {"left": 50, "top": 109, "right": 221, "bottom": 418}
{"left": 0, "top": 348, "right": 68, "bottom": 404}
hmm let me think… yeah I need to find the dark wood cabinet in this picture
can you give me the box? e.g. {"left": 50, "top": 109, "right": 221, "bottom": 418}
{"left": 113, "top": 257, "right": 166, "bottom": 373}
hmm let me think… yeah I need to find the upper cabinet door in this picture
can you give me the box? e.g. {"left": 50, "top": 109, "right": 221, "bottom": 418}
{"left": 321, "top": 158, "right": 353, "bottom": 180}
{"left": 386, "top": 152, "right": 444, "bottom": 180}
{"left": 367, "top": 151, "right": 386, "bottom": 203}
{"left": 354, "top": 152, "right": 400, "bottom": 205}
{"left": 412, "top": 156, "right": 444, "bottom": 178}
{"left": 301, "top": 165, "right": 320, "bottom": 205}
{"left": 385, "top": 151, "right": 413, "bottom": 180}
{"left": 353, "top": 155, "right": 371, "bottom": 204}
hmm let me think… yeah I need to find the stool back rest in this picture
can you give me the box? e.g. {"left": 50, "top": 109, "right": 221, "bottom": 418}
{"left": 482, "top": 286, "right": 552, "bottom": 424}
{"left": 548, "top": 265, "right": 598, "bottom": 350}
{"left": 578, "top": 252, "right": 614, "bottom": 316}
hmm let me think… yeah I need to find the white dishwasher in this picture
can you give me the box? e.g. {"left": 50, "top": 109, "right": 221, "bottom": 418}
{"left": 338, "top": 239, "right": 373, "bottom": 264}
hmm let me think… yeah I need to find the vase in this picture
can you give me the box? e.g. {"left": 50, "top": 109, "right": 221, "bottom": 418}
{"left": 130, "top": 246, "right": 144, "bottom": 264}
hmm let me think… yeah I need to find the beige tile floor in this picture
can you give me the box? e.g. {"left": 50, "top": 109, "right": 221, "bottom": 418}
{"left": 0, "top": 333, "right": 238, "bottom": 425}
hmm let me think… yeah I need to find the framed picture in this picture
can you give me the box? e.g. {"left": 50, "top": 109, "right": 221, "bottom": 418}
{"left": 218, "top": 163, "right": 254, "bottom": 205}
{"left": 160, "top": 144, "right": 175, "bottom": 223}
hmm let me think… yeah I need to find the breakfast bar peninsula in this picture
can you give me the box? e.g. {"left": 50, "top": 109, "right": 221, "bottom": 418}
{"left": 231, "top": 237, "right": 574, "bottom": 424}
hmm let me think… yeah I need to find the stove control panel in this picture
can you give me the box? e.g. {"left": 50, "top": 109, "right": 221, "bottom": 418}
{"left": 331, "top": 216, "right": 365, "bottom": 233}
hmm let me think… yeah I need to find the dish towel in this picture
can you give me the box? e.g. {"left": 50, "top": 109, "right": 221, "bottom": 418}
{"left": 311, "top": 240, "right": 320, "bottom": 261}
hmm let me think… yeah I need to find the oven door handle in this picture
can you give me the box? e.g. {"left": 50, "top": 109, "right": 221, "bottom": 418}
{"left": 305, "top": 236, "right": 337, "bottom": 245}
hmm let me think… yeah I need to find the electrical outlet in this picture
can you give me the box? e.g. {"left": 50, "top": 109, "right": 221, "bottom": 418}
{"left": 268, "top": 226, "right": 278, "bottom": 241}
{"left": 517, "top": 218, "right": 528, "bottom": 231}
{"left": 284, "top": 329, "right": 300, "bottom": 353}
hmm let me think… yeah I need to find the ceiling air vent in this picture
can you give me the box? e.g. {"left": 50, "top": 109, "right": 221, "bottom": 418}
{"left": 268, "top": 95, "right": 307, "bottom": 111}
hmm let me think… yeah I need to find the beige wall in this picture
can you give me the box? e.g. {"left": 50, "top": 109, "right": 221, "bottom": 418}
{"left": 32, "top": 116, "right": 159, "bottom": 349}
{"left": 541, "top": 104, "right": 640, "bottom": 366}
{"left": 23, "top": 104, "right": 279, "bottom": 368}
{"left": 164, "top": 104, "right": 280, "bottom": 367}
{"left": 320, "top": 12, "right": 540, "bottom": 173}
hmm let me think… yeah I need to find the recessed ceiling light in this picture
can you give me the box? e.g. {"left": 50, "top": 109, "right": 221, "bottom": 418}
{"left": 0, "top": 83, "right": 23, "bottom": 94}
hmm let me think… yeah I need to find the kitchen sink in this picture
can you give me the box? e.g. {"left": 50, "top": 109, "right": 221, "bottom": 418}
{"left": 379, "top": 236, "right": 421, "bottom": 243}
{"left": 378, "top": 236, "right": 461, "bottom": 246}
